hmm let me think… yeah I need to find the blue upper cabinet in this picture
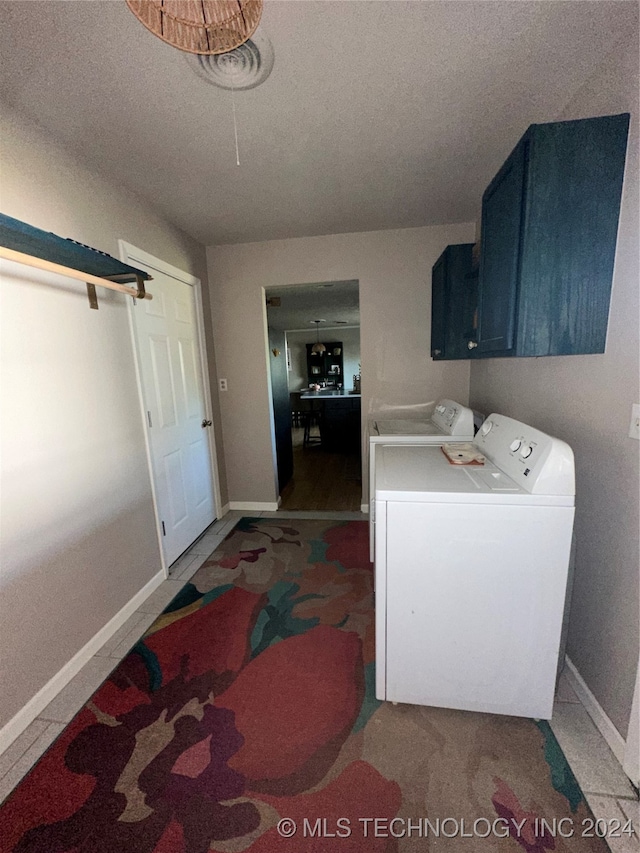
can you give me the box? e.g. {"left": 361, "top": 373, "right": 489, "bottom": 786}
{"left": 475, "top": 142, "right": 526, "bottom": 355}
{"left": 475, "top": 113, "right": 630, "bottom": 357}
{"left": 431, "top": 243, "right": 476, "bottom": 360}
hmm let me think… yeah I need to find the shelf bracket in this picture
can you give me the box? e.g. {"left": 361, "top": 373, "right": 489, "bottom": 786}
{"left": 86, "top": 274, "right": 145, "bottom": 309}
{"left": 86, "top": 282, "right": 99, "bottom": 310}
{"left": 0, "top": 214, "right": 154, "bottom": 309}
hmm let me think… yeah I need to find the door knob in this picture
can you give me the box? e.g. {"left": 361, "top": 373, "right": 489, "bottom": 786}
{"left": 201, "top": 419, "right": 212, "bottom": 428}
{"left": 467, "top": 340, "right": 478, "bottom": 350}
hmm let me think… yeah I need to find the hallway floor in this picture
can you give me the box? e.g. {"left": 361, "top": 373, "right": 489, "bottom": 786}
{"left": 0, "top": 512, "right": 637, "bottom": 853}
{"left": 279, "top": 427, "right": 363, "bottom": 512}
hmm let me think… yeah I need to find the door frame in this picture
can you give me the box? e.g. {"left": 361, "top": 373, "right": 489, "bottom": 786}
{"left": 119, "top": 241, "right": 222, "bottom": 574}
{"left": 262, "top": 288, "right": 284, "bottom": 504}
{"left": 262, "top": 281, "right": 365, "bottom": 508}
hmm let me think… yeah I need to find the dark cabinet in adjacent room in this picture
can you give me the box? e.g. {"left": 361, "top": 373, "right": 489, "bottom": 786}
{"left": 306, "top": 342, "right": 343, "bottom": 384}
{"left": 320, "top": 397, "right": 361, "bottom": 453}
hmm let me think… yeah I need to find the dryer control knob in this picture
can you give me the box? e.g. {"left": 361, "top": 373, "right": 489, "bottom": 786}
{"left": 510, "top": 439, "right": 522, "bottom": 452}
{"left": 520, "top": 444, "right": 533, "bottom": 458}
{"left": 480, "top": 420, "right": 493, "bottom": 436}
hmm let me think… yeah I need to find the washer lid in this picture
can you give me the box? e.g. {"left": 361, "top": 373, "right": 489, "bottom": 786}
{"left": 372, "top": 419, "right": 440, "bottom": 436}
{"left": 371, "top": 399, "right": 475, "bottom": 438}
{"left": 374, "top": 444, "right": 574, "bottom": 506}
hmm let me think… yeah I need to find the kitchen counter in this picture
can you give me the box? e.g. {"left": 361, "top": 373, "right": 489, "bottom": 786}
{"left": 300, "top": 389, "right": 361, "bottom": 399}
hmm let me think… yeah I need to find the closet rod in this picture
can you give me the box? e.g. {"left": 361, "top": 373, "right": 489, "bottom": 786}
{"left": 0, "top": 246, "right": 153, "bottom": 300}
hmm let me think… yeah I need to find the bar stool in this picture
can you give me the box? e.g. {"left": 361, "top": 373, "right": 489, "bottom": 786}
{"left": 290, "top": 392, "right": 304, "bottom": 428}
{"left": 302, "top": 402, "right": 322, "bottom": 447}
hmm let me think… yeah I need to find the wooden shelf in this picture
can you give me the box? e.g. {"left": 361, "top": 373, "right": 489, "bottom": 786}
{"left": 0, "top": 213, "right": 153, "bottom": 308}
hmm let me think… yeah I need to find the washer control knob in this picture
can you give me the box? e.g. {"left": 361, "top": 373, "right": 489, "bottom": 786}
{"left": 520, "top": 444, "right": 533, "bottom": 458}
{"left": 510, "top": 439, "right": 522, "bottom": 452}
{"left": 480, "top": 420, "right": 493, "bottom": 436}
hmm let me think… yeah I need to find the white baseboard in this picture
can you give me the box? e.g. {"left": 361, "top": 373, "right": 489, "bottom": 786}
{"left": 361, "top": 503, "right": 370, "bottom": 514}
{"left": 564, "top": 656, "right": 626, "bottom": 765}
{"left": 0, "top": 569, "right": 165, "bottom": 756}
{"left": 218, "top": 502, "right": 230, "bottom": 517}
{"left": 229, "top": 501, "right": 280, "bottom": 512}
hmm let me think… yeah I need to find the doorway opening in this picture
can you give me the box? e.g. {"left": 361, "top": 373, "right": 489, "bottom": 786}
{"left": 265, "top": 280, "right": 362, "bottom": 511}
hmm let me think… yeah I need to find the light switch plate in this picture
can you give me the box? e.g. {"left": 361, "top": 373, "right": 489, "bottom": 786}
{"left": 629, "top": 404, "right": 640, "bottom": 440}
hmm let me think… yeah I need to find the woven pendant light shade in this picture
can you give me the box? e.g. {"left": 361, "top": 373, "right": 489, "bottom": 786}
{"left": 311, "top": 320, "right": 326, "bottom": 354}
{"left": 126, "top": 0, "right": 263, "bottom": 56}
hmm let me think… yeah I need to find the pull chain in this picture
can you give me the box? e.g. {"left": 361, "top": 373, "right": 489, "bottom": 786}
{"left": 231, "top": 75, "right": 240, "bottom": 166}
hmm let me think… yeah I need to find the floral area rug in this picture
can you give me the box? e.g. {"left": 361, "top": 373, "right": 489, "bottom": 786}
{"left": 1, "top": 518, "right": 611, "bottom": 853}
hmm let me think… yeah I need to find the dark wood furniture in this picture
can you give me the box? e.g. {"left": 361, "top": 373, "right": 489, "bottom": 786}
{"left": 299, "top": 391, "right": 361, "bottom": 454}
{"left": 306, "top": 342, "right": 344, "bottom": 385}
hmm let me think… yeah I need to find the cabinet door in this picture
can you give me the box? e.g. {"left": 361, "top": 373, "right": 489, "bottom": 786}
{"left": 324, "top": 343, "right": 343, "bottom": 382}
{"left": 431, "top": 244, "right": 475, "bottom": 360}
{"left": 516, "top": 114, "right": 630, "bottom": 355}
{"left": 445, "top": 245, "right": 476, "bottom": 359}
{"left": 430, "top": 253, "right": 447, "bottom": 359}
{"left": 322, "top": 398, "right": 360, "bottom": 452}
{"left": 461, "top": 270, "right": 479, "bottom": 356}
{"left": 307, "top": 343, "right": 323, "bottom": 382}
{"left": 477, "top": 139, "right": 527, "bottom": 355}
{"left": 307, "top": 342, "right": 343, "bottom": 383}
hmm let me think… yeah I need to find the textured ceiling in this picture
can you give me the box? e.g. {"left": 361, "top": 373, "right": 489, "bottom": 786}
{"left": 0, "top": 1, "right": 637, "bottom": 246}
{"left": 266, "top": 280, "right": 360, "bottom": 331}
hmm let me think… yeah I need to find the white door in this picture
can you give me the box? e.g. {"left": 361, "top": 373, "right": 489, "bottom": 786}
{"left": 128, "top": 258, "right": 218, "bottom": 566}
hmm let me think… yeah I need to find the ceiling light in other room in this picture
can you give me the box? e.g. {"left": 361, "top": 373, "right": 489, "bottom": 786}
{"left": 126, "top": 0, "right": 263, "bottom": 55}
{"left": 311, "top": 319, "right": 326, "bottom": 355}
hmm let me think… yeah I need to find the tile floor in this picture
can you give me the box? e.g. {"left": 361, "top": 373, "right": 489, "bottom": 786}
{"left": 0, "top": 509, "right": 637, "bottom": 853}
{"left": 549, "top": 675, "right": 639, "bottom": 852}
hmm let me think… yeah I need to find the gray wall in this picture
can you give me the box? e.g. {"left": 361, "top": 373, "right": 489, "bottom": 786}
{"left": 469, "top": 35, "right": 639, "bottom": 738}
{"left": 0, "top": 107, "right": 223, "bottom": 729}
{"left": 206, "top": 223, "right": 475, "bottom": 506}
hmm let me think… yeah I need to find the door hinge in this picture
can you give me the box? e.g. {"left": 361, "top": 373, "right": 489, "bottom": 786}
{"left": 147, "top": 411, "right": 153, "bottom": 428}
{"left": 161, "top": 521, "right": 166, "bottom": 536}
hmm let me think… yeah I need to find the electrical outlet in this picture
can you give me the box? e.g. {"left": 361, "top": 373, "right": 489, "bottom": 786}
{"left": 629, "top": 404, "right": 640, "bottom": 440}
{"left": 219, "top": 378, "right": 228, "bottom": 392}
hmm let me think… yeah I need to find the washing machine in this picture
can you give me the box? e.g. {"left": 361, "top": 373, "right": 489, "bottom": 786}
{"left": 368, "top": 400, "right": 477, "bottom": 560}
{"left": 374, "top": 413, "right": 575, "bottom": 720}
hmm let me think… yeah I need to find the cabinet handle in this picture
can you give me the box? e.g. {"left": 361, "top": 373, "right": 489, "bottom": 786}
{"left": 433, "top": 349, "right": 441, "bottom": 356}
{"left": 467, "top": 341, "right": 478, "bottom": 350}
